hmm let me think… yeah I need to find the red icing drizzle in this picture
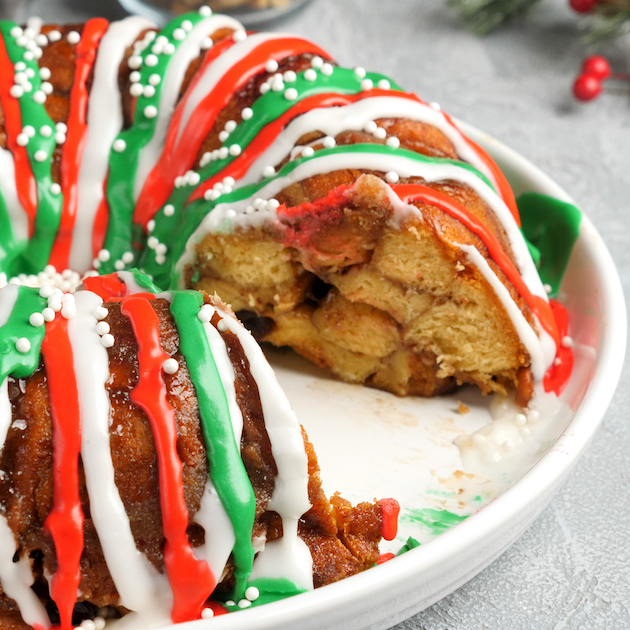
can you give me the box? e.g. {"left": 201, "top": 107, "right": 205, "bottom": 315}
{"left": 0, "top": 32, "right": 38, "bottom": 230}
{"left": 49, "top": 19, "right": 109, "bottom": 270}
{"left": 82, "top": 272, "right": 127, "bottom": 301}
{"left": 380, "top": 498, "right": 400, "bottom": 541}
{"left": 543, "top": 299, "right": 573, "bottom": 395}
{"left": 392, "top": 184, "right": 559, "bottom": 346}
{"left": 41, "top": 316, "right": 85, "bottom": 630}
{"left": 120, "top": 295, "right": 216, "bottom": 623}
{"left": 134, "top": 36, "right": 332, "bottom": 225}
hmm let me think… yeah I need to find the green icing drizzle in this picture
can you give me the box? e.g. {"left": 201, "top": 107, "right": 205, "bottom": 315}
{"left": 222, "top": 578, "right": 307, "bottom": 609}
{"left": 169, "top": 290, "right": 256, "bottom": 600}
{"left": 0, "top": 286, "right": 47, "bottom": 383}
{"left": 101, "top": 12, "right": 207, "bottom": 274}
{"left": 518, "top": 192, "right": 582, "bottom": 298}
{"left": 0, "top": 21, "right": 63, "bottom": 277}
{"left": 0, "top": 191, "right": 18, "bottom": 275}
{"left": 401, "top": 508, "right": 468, "bottom": 536}
{"left": 396, "top": 536, "right": 421, "bottom": 556}
{"left": 141, "top": 142, "right": 496, "bottom": 288}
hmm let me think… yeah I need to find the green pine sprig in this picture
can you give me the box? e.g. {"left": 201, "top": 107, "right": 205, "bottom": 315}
{"left": 447, "top": 0, "right": 543, "bottom": 35}
{"left": 582, "top": 5, "right": 630, "bottom": 42}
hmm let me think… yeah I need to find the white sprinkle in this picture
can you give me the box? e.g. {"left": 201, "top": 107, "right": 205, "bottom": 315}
{"left": 198, "top": 305, "right": 213, "bottom": 322}
{"left": 129, "top": 83, "right": 143, "bottom": 97}
{"left": 544, "top": 284, "right": 552, "bottom": 294}
{"left": 204, "top": 189, "right": 221, "bottom": 201}
{"left": 561, "top": 336, "right": 574, "bottom": 348}
{"left": 374, "top": 127, "right": 387, "bottom": 140}
{"left": 147, "top": 220, "right": 156, "bottom": 233}
{"left": 10, "top": 26, "right": 23, "bottom": 38}
{"left": 301, "top": 146, "right": 314, "bottom": 157}
{"left": 386, "top": 136, "right": 400, "bottom": 148}
{"left": 217, "top": 319, "right": 229, "bottom": 333}
{"left": 430, "top": 101, "right": 441, "bottom": 111}
{"left": 56, "top": 122, "right": 68, "bottom": 134}
{"left": 186, "top": 171, "right": 200, "bottom": 186}
{"left": 29, "top": 312, "right": 44, "bottom": 327}
{"left": 181, "top": 19, "right": 193, "bottom": 32}
{"left": 238, "top": 599, "right": 251, "bottom": 609}
{"left": 554, "top": 357, "right": 562, "bottom": 366}
{"left": 304, "top": 68, "right": 317, "bottom": 82}
{"left": 173, "top": 28, "right": 186, "bottom": 41}
{"left": 245, "top": 586, "right": 260, "bottom": 601}
{"left": 271, "top": 77, "right": 284, "bottom": 92}
{"left": 39, "top": 66, "right": 51, "bottom": 80}
{"left": 354, "top": 66, "right": 366, "bottom": 79}
{"left": 32, "top": 90, "right": 46, "bottom": 104}
{"left": 267, "top": 198, "right": 280, "bottom": 211}
{"left": 364, "top": 121, "right": 377, "bottom": 133}
{"left": 229, "top": 144, "right": 241, "bottom": 157}
{"left": 284, "top": 87, "right": 298, "bottom": 101}
{"left": 163, "top": 43, "right": 175, "bottom": 56}
{"left": 9, "top": 85, "right": 23, "bottom": 99}
{"left": 16, "top": 35, "right": 28, "bottom": 47}
{"left": 200, "top": 608, "right": 214, "bottom": 619}
{"left": 16, "top": 338, "right": 31, "bottom": 353}
{"left": 42, "top": 307, "right": 55, "bottom": 322}
{"left": 114, "top": 260, "right": 125, "bottom": 270}
{"left": 113, "top": 139, "right": 127, "bottom": 153}
{"left": 385, "top": 171, "right": 399, "bottom": 184}
{"left": 129, "top": 71, "right": 141, "bottom": 84}
{"left": 311, "top": 55, "right": 323, "bottom": 69}
{"left": 283, "top": 70, "right": 297, "bottom": 83}
{"left": 14, "top": 72, "right": 27, "bottom": 85}
{"left": 225, "top": 120, "right": 237, "bottom": 133}
{"left": 16, "top": 133, "right": 29, "bottom": 147}
{"left": 80, "top": 619, "right": 96, "bottom": 630}
{"left": 34, "top": 150, "right": 47, "bottom": 163}
{"left": 361, "top": 78, "right": 374, "bottom": 91}
{"left": 259, "top": 82, "right": 270, "bottom": 95}
{"left": 40, "top": 125, "right": 52, "bottom": 137}
{"left": 145, "top": 54, "right": 158, "bottom": 67}
{"left": 241, "top": 107, "right": 253, "bottom": 120}
{"left": 218, "top": 130, "right": 229, "bottom": 142}
{"left": 67, "top": 31, "right": 81, "bottom": 45}
{"left": 97, "top": 249, "right": 110, "bottom": 263}
{"left": 23, "top": 52, "right": 33, "bottom": 61}
{"left": 48, "top": 30, "right": 62, "bottom": 43}
{"left": 50, "top": 183, "right": 61, "bottom": 195}
{"left": 265, "top": 59, "right": 279, "bottom": 73}
{"left": 94, "top": 617, "right": 106, "bottom": 630}
{"left": 94, "top": 306, "right": 108, "bottom": 320}
{"left": 200, "top": 36, "right": 213, "bottom": 51}
{"left": 55, "top": 132, "right": 66, "bottom": 145}
{"left": 233, "top": 30, "right": 247, "bottom": 42}
{"left": 262, "top": 165, "right": 276, "bottom": 178}
{"left": 144, "top": 105, "right": 158, "bottom": 118}
{"left": 149, "top": 73, "right": 161, "bottom": 86}
{"left": 121, "top": 252, "right": 134, "bottom": 265}
{"left": 101, "top": 334, "right": 115, "bottom": 348}
{"left": 39, "top": 285, "right": 54, "bottom": 298}
{"left": 515, "top": 413, "right": 527, "bottom": 426}
{"left": 143, "top": 85, "right": 156, "bottom": 98}
{"left": 321, "top": 63, "right": 333, "bottom": 76}
{"left": 322, "top": 135, "right": 336, "bottom": 148}
{"left": 199, "top": 6, "right": 212, "bottom": 16}
{"left": 163, "top": 204, "right": 175, "bottom": 217}
{"left": 377, "top": 79, "right": 391, "bottom": 90}
{"left": 163, "top": 358, "right": 179, "bottom": 374}
{"left": 128, "top": 55, "right": 142, "bottom": 69}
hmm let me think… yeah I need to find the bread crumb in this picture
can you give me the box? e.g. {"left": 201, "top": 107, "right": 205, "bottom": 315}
{"left": 457, "top": 400, "right": 470, "bottom": 415}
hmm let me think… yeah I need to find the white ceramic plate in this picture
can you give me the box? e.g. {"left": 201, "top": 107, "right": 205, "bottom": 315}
{"left": 168, "top": 123, "right": 627, "bottom": 630}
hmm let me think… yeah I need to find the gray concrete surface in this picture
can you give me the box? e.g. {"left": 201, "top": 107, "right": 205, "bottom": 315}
{"left": 3, "top": 0, "right": 630, "bottom": 627}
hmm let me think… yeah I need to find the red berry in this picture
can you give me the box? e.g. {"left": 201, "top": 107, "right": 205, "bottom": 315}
{"left": 569, "top": 0, "right": 597, "bottom": 12}
{"left": 573, "top": 73, "right": 602, "bottom": 101}
{"left": 582, "top": 55, "right": 611, "bottom": 79}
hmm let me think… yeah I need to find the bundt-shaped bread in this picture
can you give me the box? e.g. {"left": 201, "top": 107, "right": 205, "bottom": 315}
{"left": 0, "top": 10, "right": 560, "bottom": 401}
{"left": 0, "top": 270, "right": 392, "bottom": 629}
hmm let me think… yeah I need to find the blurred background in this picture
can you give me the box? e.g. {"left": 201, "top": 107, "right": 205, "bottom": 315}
{"left": 1, "top": 0, "right": 629, "bottom": 628}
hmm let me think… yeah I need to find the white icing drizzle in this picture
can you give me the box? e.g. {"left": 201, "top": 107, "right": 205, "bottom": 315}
{"left": 458, "top": 245, "right": 554, "bottom": 380}
{"left": 192, "top": 313, "right": 243, "bottom": 578}
{"left": 0, "top": 285, "right": 51, "bottom": 629}
{"left": 116, "top": 270, "right": 149, "bottom": 295}
{"left": 68, "top": 290, "right": 172, "bottom": 622}
{"left": 0, "top": 148, "right": 27, "bottom": 246}
{"left": 238, "top": 95, "right": 495, "bottom": 187}
{"left": 69, "top": 17, "right": 156, "bottom": 273}
{"left": 174, "top": 32, "right": 288, "bottom": 147}
{"left": 215, "top": 307, "right": 313, "bottom": 591}
{"left": 134, "top": 14, "right": 243, "bottom": 201}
